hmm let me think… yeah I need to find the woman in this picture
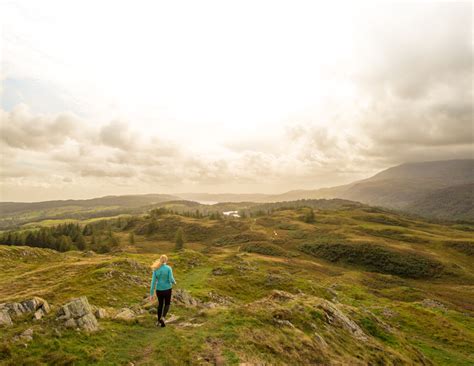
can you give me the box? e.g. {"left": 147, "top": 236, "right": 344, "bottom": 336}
{"left": 150, "top": 254, "right": 176, "bottom": 327}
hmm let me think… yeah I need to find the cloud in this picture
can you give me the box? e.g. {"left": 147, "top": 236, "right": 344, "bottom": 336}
{"left": 1, "top": 2, "right": 472, "bottom": 201}
{"left": 99, "top": 120, "right": 137, "bottom": 150}
{"left": 0, "top": 104, "right": 79, "bottom": 150}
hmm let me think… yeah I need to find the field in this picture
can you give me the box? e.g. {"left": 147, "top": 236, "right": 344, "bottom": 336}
{"left": 1, "top": 202, "right": 473, "bottom": 365}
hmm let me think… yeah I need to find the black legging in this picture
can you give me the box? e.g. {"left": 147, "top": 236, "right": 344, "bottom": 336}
{"left": 156, "top": 289, "right": 172, "bottom": 320}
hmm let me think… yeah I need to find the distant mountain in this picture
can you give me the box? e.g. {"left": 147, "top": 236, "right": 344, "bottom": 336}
{"left": 337, "top": 159, "right": 474, "bottom": 209}
{"left": 177, "top": 159, "right": 474, "bottom": 221}
{"left": 178, "top": 193, "right": 271, "bottom": 203}
{"left": 0, "top": 194, "right": 179, "bottom": 215}
{"left": 0, "top": 194, "right": 181, "bottom": 229}
{"left": 405, "top": 183, "right": 474, "bottom": 221}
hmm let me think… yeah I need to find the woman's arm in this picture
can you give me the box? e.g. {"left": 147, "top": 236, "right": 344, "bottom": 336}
{"left": 169, "top": 267, "right": 176, "bottom": 285}
{"left": 150, "top": 270, "right": 156, "bottom": 297}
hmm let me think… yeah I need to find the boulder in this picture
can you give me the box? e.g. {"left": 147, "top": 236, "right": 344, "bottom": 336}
{"left": 0, "top": 310, "right": 13, "bottom": 326}
{"left": 76, "top": 313, "right": 99, "bottom": 332}
{"left": 57, "top": 297, "right": 99, "bottom": 332}
{"left": 115, "top": 308, "right": 135, "bottom": 321}
{"left": 0, "top": 297, "right": 50, "bottom": 322}
{"left": 2, "top": 302, "right": 27, "bottom": 317}
{"left": 64, "top": 318, "right": 77, "bottom": 329}
{"left": 33, "top": 309, "right": 45, "bottom": 320}
{"left": 57, "top": 296, "right": 92, "bottom": 320}
{"left": 173, "top": 289, "right": 202, "bottom": 307}
{"left": 95, "top": 308, "right": 108, "bottom": 319}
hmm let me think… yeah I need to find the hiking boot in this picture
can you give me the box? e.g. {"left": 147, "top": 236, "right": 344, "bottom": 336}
{"left": 159, "top": 318, "right": 166, "bottom": 327}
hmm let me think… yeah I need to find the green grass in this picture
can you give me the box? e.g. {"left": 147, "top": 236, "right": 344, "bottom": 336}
{"left": 1, "top": 204, "right": 474, "bottom": 365}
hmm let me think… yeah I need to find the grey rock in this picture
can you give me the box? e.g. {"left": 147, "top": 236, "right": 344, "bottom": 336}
{"left": 57, "top": 296, "right": 99, "bottom": 332}
{"left": 95, "top": 308, "right": 108, "bottom": 319}
{"left": 1, "top": 297, "right": 50, "bottom": 321}
{"left": 14, "top": 328, "right": 34, "bottom": 342}
{"left": 206, "top": 291, "right": 234, "bottom": 306}
{"left": 115, "top": 308, "right": 135, "bottom": 321}
{"left": 313, "top": 332, "right": 328, "bottom": 349}
{"left": 273, "top": 319, "right": 295, "bottom": 328}
{"left": 0, "top": 310, "right": 13, "bottom": 326}
{"left": 269, "top": 290, "right": 296, "bottom": 302}
{"left": 317, "top": 300, "right": 368, "bottom": 341}
{"left": 64, "top": 318, "right": 77, "bottom": 328}
{"left": 57, "top": 296, "right": 92, "bottom": 320}
{"left": 20, "top": 299, "right": 38, "bottom": 312}
{"left": 165, "top": 314, "right": 180, "bottom": 323}
{"left": 173, "top": 289, "right": 202, "bottom": 307}
{"left": 3, "top": 302, "right": 27, "bottom": 317}
{"left": 33, "top": 308, "right": 45, "bottom": 320}
{"left": 76, "top": 313, "right": 99, "bottom": 332}
{"left": 421, "top": 299, "right": 447, "bottom": 311}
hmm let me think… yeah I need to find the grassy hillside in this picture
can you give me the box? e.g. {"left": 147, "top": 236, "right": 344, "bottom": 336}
{"left": 0, "top": 194, "right": 179, "bottom": 230}
{"left": 406, "top": 183, "right": 474, "bottom": 221}
{"left": 1, "top": 202, "right": 474, "bottom": 365}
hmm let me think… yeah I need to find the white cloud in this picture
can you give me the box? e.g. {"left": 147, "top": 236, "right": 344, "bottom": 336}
{"left": 0, "top": 1, "right": 472, "bottom": 201}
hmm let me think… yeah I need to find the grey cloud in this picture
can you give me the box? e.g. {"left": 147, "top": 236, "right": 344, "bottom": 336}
{"left": 99, "top": 120, "right": 136, "bottom": 150}
{"left": 355, "top": 3, "right": 472, "bottom": 100}
{"left": 0, "top": 104, "right": 79, "bottom": 150}
{"left": 80, "top": 167, "right": 136, "bottom": 178}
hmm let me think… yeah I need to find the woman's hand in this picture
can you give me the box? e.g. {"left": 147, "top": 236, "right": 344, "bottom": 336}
{"left": 149, "top": 295, "right": 155, "bottom": 302}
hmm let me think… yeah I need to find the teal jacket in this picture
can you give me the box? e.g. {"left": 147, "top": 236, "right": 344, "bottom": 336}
{"left": 150, "top": 264, "right": 176, "bottom": 295}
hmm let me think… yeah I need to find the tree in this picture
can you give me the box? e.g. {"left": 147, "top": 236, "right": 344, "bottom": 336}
{"left": 75, "top": 234, "right": 87, "bottom": 250}
{"left": 58, "top": 235, "right": 74, "bottom": 252}
{"left": 129, "top": 232, "right": 135, "bottom": 245}
{"left": 303, "top": 208, "right": 315, "bottom": 223}
{"left": 175, "top": 227, "right": 184, "bottom": 251}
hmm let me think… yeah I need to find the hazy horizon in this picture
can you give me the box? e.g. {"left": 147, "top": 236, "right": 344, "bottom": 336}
{"left": 1, "top": 1, "right": 473, "bottom": 202}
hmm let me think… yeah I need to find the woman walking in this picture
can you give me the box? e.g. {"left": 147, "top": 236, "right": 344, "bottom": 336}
{"left": 150, "top": 254, "right": 176, "bottom": 327}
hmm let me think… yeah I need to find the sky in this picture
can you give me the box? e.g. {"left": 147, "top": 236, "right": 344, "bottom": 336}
{"left": 0, "top": 0, "right": 473, "bottom": 202}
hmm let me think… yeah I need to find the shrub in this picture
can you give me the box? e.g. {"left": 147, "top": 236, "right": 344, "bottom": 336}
{"left": 300, "top": 242, "right": 443, "bottom": 278}
{"left": 358, "top": 227, "right": 428, "bottom": 243}
{"left": 213, "top": 231, "right": 268, "bottom": 246}
{"left": 359, "top": 214, "right": 408, "bottom": 227}
{"left": 240, "top": 242, "right": 286, "bottom": 256}
{"left": 445, "top": 241, "right": 474, "bottom": 256}
{"left": 175, "top": 227, "right": 184, "bottom": 251}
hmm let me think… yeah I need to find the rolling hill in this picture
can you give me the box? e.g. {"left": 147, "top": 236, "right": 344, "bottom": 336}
{"left": 179, "top": 159, "right": 474, "bottom": 220}
{"left": 1, "top": 200, "right": 473, "bottom": 365}
{"left": 406, "top": 183, "right": 474, "bottom": 221}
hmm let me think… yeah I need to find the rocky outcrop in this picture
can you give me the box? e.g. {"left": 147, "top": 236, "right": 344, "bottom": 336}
{"left": 56, "top": 296, "right": 99, "bottom": 332}
{"left": 173, "top": 289, "right": 202, "bottom": 307}
{"left": 316, "top": 300, "right": 368, "bottom": 341}
{"left": 0, "top": 297, "right": 51, "bottom": 323}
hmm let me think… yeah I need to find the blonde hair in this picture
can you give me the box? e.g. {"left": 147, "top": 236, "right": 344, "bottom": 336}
{"left": 151, "top": 254, "right": 168, "bottom": 270}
